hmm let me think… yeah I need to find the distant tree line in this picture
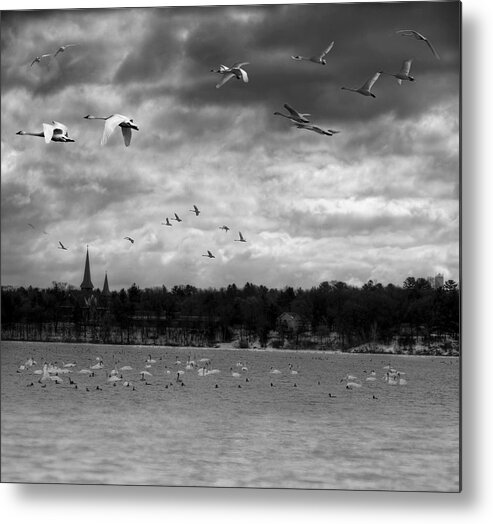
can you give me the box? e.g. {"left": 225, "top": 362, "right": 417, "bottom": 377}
{"left": 1, "top": 277, "right": 460, "bottom": 350}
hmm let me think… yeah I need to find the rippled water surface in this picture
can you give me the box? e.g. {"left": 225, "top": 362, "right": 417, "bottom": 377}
{"left": 1, "top": 341, "right": 460, "bottom": 490}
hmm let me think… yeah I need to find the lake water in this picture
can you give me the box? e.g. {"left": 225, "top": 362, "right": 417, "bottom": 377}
{"left": 1, "top": 341, "right": 460, "bottom": 491}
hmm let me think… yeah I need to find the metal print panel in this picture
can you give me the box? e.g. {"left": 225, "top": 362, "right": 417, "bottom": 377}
{"left": 0, "top": 1, "right": 461, "bottom": 491}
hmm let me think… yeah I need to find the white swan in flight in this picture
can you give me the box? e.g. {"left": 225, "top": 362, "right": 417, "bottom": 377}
{"left": 341, "top": 72, "right": 381, "bottom": 98}
{"left": 294, "top": 123, "right": 339, "bottom": 136}
{"left": 54, "top": 44, "right": 78, "bottom": 58}
{"left": 396, "top": 29, "right": 440, "bottom": 59}
{"left": 30, "top": 54, "right": 52, "bottom": 67}
{"left": 202, "top": 250, "right": 215, "bottom": 259}
{"left": 84, "top": 114, "right": 139, "bottom": 146}
{"left": 16, "top": 121, "right": 75, "bottom": 143}
{"left": 234, "top": 231, "right": 247, "bottom": 243}
{"left": 190, "top": 205, "right": 200, "bottom": 216}
{"left": 273, "top": 103, "right": 310, "bottom": 124}
{"left": 210, "top": 62, "right": 249, "bottom": 88}
{"left": 291, "top": 41, "right": 334, "bottom": 65}
{"left": 380, "top": 59, "right": 415, "bottom": 84}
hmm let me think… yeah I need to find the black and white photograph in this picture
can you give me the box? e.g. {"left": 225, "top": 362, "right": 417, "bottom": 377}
{"left": 1, "top": 0, "right": 461, "bottom": 494}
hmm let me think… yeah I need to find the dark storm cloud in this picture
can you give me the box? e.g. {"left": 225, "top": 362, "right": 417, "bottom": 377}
{"left": 170, "top": 1, "right": 460, "bottom": 119}
{"left": 274, "top": 204, "right": 456, "bottom": 244}
{"left": 1, "top": 2, "right": 460, "bottom": 289}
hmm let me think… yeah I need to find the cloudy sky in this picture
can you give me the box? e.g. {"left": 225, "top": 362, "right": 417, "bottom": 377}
{"left": 0, "top": 1, "right": 460, "bottom": 292}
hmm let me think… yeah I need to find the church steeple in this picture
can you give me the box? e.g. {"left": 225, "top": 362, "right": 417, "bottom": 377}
{"left": 80, "top": 246, "right": 94, "bottom": 292}
{"left": 102, "top": 272, "right": 110, "bottom": 296}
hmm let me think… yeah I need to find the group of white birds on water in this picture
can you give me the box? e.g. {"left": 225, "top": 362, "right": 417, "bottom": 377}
{"left": 342, "top": 362, "right": 408, "bottom": 392}
{"left": 16, "top": 352, "right": 407, "bottom": 397}
{"left": 17, "top": 353, "right": 282, "bottom": 390}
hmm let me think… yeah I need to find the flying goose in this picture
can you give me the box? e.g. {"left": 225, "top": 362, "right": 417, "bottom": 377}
{"left": 341, "top": 72, "right": 381, "bottom": 97}
{"left": 190, "top": 205, "right": 200, "bottom": 216}
{"left": 218, "top": 225, "right": 230, "bottom": 232}
{"left": 234, "top": 232, "right": 247, "bottom": 243}
{"left": 202, "top": 250, "right": 215, "bottom": 259}
{"left": 294, "top": 123, "right": 339, "bottom": 136}
{"left": 162, "top": 218, "right": 172, "bottom": 226}
{"left": 58, "top": 241, "right": 68, "bottom": 250}
{"left": 396, "top": 30, "right": 440, "bottom": 59}
{"left": 16, "top": 121, "right": 75, "bottom": 143}
{"left": 380, "top": 59, "right": 415, "bottom": 84}
{"left": 210, "top": 62, "right": 249, "bottom": 88}
{"left": 84, "top": 114, "right": 139, "bottom": 146}
{"left": 273, "top": 103, "right": 310, "bottom": 124}
{"left": 30, "top": 54, "right": 52, "bottom": 67}
{"left": 124, "top": 236, "right": 134, "bottom": 243}
{"left": 291, "top": 41, "right": 334, "bottom": 65}
{"left": 54, "top": 44, "right": 78, "bottom": 57}
{"left": 171, "top": 213, "right": 182, "bottom": 222}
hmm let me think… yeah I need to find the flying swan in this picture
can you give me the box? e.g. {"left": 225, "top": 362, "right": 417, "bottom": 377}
{"left": 84, "top": 114, "right": 139, "bottom": 146}
{"left": 210, "top": 62, "right": 250, "bottom": 88}
{"left": 291, "top": 41, "right": 334, "bottom": 65}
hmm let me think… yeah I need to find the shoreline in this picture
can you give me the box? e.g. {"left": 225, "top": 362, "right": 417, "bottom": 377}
{"left": 1, "top": 339, "right": 460, "bottom": 357}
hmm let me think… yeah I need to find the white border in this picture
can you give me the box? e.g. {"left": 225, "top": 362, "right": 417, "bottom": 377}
{"left": 1, "top": 0, "right": 491, "bottom": 523}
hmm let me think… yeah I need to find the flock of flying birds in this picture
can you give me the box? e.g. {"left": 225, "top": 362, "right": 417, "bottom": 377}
{"left": 19, "top": 28, "right": 440, "bottom": 262}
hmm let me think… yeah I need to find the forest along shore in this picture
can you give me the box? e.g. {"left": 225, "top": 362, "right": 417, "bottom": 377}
{"left": 1, "top": 278, "right": 460, "bottom": 356}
